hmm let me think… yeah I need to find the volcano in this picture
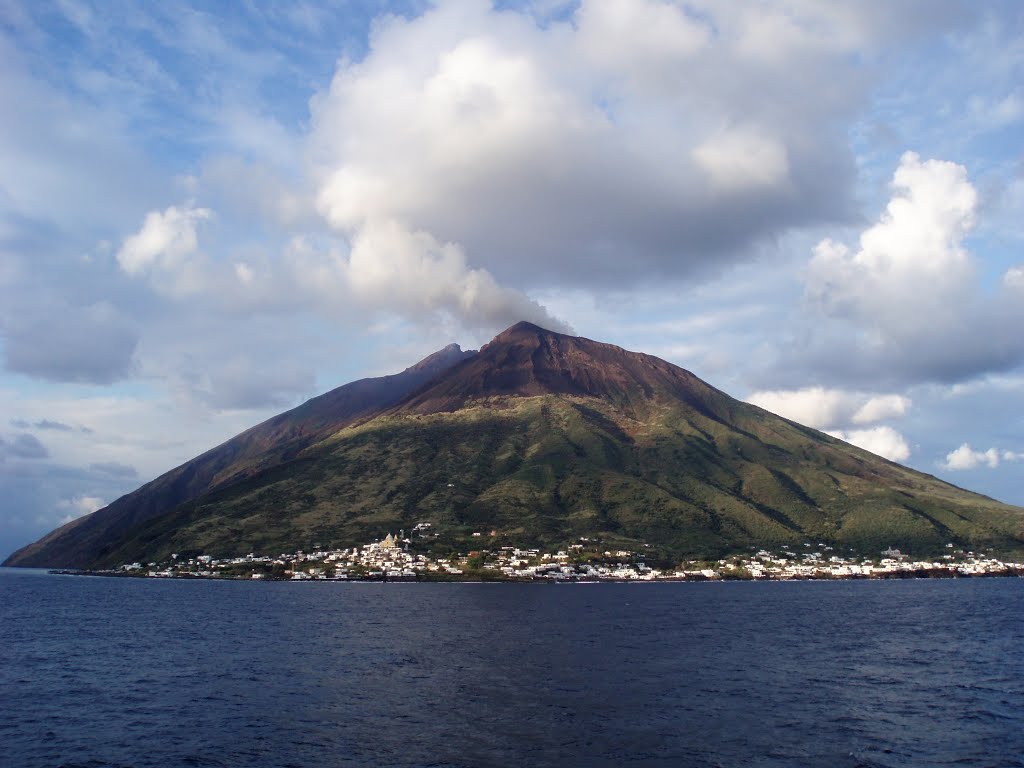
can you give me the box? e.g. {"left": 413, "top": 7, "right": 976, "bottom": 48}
{"left": 6, "top": 322, "right": 1023, "bottom": 568}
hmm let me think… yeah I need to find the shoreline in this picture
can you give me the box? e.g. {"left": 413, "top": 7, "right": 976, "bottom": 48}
{"left": 48, "top": 567, "right": 1024, "bottom": 583}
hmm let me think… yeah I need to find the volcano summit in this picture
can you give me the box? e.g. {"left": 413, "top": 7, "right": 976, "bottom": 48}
{"left": 6, "top": 322, "right": 1024, "bottom": 569}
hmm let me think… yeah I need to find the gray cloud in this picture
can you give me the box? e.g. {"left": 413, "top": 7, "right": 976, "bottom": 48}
{"left": 181, "top": 358, "right": 316, "bottom": 411}
{"left": 0, "top": 433, "right": 49, "bottom": 460}
{"left": 35, "top": 419, "right": 75, "bottom": 432}
{"left": 1, "top": 301, "right": 138, "bottom": 384}
{"left": 88, "top": 461, "right": 138, "bottom": 478}
{"left": 10, "top": 421, "right": 74, "bottom": 434}
{"left": 135, "top": 308, "right": 324, "bottom": 411}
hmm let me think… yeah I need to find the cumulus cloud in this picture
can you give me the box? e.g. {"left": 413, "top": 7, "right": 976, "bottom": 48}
{"left": 747, "top": 387, "right": 912, "bottom": 462}
{"left": 746, "top": 387, "right": 910, "bottom": 430}
{"left": 117, "top": 204, "right": 212, "bottom": 274}
{"left": 943, "top": 444, "right": 1024, "bottom": 471}
{"left": 851, "top": 394, "right": 911, "bottom": 425}
{"left": 116, "top": 204, "right": 220, "bottom": 298}
{"left": 793, "top": 152, "right": 1024, "bottom": 385}
{"left": 308, "top": 0, "right": 861, "bottom": 302}
{"left": 99, "top": 2, "right": 990, "bottom": 373}
{"left": 576, "top": 0, "right": 710, "bottom": 66}
{"left": 827, "top": 426, "right": 911, "bottom": 463}
{"left": 807, "top": 151, "right": 976, "bottom": 330}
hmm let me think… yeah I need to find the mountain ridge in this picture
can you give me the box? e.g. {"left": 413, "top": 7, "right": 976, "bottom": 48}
{"left": 4, "top": 342, "right": 475, "bottom": 568}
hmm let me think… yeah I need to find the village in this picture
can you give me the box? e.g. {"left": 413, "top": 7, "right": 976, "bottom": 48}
{"left": 113, "top": 524, "right": 1024, "bottom": 582}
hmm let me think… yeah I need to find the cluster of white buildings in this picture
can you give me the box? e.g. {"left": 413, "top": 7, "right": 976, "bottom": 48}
{"left": 711, "top": 545, "right": 1024, "bottom": 580}
{"left": 116, "top": 536, "right": 1024, "bottom": 581}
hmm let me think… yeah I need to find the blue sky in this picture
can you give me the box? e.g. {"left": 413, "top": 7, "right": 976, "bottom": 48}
{"left": 1, "top": 0, "right": 1022, "bottom": 560}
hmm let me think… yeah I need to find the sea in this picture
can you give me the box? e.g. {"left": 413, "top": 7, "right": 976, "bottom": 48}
{"left": 1, "top": 569, "right": 1022, "bottom": 768}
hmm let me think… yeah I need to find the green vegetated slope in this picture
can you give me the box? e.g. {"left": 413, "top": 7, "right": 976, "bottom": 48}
{"left": 97, "top": 388, "right": 1024, "bottom": 568}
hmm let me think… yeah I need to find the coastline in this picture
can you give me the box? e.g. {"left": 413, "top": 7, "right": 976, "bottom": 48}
{"left": 47, "top": 566, "right": 1024, "bottom": 583}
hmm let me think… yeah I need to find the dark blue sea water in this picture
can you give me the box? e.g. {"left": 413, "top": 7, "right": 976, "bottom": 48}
{"left": 1, "top": 570, "right": 1022, "bottom": 768}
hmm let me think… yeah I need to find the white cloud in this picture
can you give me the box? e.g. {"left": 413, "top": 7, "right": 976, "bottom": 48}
{"left": 794, "top": 151, "right": 1024, "bottom": 385}
{"left": 117, "top": 204, "right": 212, "bottom": 275}
{"left": 746, "top": 387, "right": 910, "bottom": 430}
{"left": 807, "top": 151, "right": 976, "bottom": 329}
{"left": 342, "top": 219, "right": 570, "bottom": 332}
{"left": 943, "top": 443, "right": 1024, "bottom": 471}
{"left": 308, "top": 0, "right": 861, "bottom": 300}
{"left": 748, "top": 387, "right": 854, "bottom": 429}
{"left": 827, "top": 426, "right": 911, "bottom": 463}
{"left": 55, "top": 495, "right": 105, "bottom": 526}
{"left": 851, "top": 394, "right": 911, "bottom": 425}
{"left": 1004, "top": 266, "right": 1024, "bottom": 290}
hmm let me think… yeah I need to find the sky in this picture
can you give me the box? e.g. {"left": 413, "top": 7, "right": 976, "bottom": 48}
{"left": 1, "top": 0, "right": 1022, "bottom": 560}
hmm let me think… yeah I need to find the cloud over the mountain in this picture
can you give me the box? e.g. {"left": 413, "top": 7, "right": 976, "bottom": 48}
{"left": 746, "top": 387, "right": 910, "bottom": 430}
{"left": 64, "top": 1, "right": 997, "bottom": 401}
{"left": 827, "top": 426, "right": 911, "bottom": 463}
{"left": 309, "top": 0, "right": 865, "bottom": 296}
{"left": 342, "top": 220, "right": 571, "bottom": 333}
{"left": 747, "top": 386, "right": 912, "bottom": 462}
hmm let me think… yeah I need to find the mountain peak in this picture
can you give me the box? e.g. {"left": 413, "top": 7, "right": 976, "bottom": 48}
{"left": 396, "top": 321, "right": 703, "bottom": 415}
{"left": 403, "top": 342, "right": 475, "bottom": 375}
{"left": 495, "top": 320, "right": 553, "bottom": 337}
